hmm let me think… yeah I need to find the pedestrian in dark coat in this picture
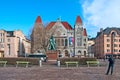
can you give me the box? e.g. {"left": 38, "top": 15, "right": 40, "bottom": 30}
{"left": 106, "top": 55, "right": 115, "bottom": 75}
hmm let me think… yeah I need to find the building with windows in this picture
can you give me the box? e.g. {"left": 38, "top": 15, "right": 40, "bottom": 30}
{"left": 88, "top": 38, "right": 95, "bottom": 57}
{"left": 74, "top": 16, "right": 88, "bottom": 57}
{"left": 0, "top": 30, "right": 31, "bottom": 57}
{"left": 95, "top": 27, "right": 120, "bottom": 58}
{"left": 31, "top": 16, "right": 88, "bottom": 57}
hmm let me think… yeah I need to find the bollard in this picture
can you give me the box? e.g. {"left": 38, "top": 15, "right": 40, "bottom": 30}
{"left": 57, "top": 60, "right": 60, "bottom": 67}
{"left": 39, "top": 60, "right": 42, "bottom": 67}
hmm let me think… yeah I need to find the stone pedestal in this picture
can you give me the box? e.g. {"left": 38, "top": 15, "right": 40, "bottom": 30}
{"left": 46, "top": 50, "right": 58, "bottom": 61}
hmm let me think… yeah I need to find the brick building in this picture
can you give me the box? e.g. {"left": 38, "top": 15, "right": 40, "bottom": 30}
{"left": 95, "top": 27, "right": 120, "bottom": 58}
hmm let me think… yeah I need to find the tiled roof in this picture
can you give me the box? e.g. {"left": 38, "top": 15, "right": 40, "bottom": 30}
{"left": 75, "top": 16, "right": 82, "bottom": 24}
{"left": 61, "top": 22, "right": 73, "bottom": 30}
{"left": 96, "top": 27, "right": 120, "bottom": 37}
{"left": 83, "top": 28, "right": 87, "bottom": 36}
{"left": 45, "top": 22, "right": 73, "bottom": 30}
{"left": 35, "top": 16, "right": 42, "bottom": 23}
{"left": 103, "top": 27, "right": 120, "bottom": 35}
{"left": 45, "top": 22, "right": 55, "bottom": 30}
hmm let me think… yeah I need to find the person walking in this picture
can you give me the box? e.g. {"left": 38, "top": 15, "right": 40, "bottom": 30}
{"left": 106, "top": 55, "right": 115, "bottom": 75}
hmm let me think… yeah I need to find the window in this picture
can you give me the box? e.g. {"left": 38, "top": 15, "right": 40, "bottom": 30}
{"left": 84, "top": 51, "right": 86, "bottom": 56}
{"left": 114, "top": 39, "right": 117, "bottom": 42}
{"left": 61, "top": 39, "right": 64, "bottom": 46}
{"left": 78, "top": 50, "right": 81, "bottom": 53}
{"left": 84, "top": 39, "right": 86, "bottom": 42}
{"left": 77, "top": 37, "right": 82, "bottom": 46}
{"left": 114, "top": 49, "right": 118, "bottom": 52}
{"left": 114, "top": 44, "right": 117, "bottom": 47}
{"left": 107, "top": 49, "right": 110, "bottom": 52}
{"left": 65, "top": 39, "right": 68, "bottom": 46}
{"left": 2, "top": 33, "right": 4, "bottom": 36}
{"left": 8, "top": 39, "right": 10, "bottom": 42}
{"left": 69, "top": 37, "right": 74, "bottom": 46}
{"left": 7, "top": 44, "right": 10, "bottom": 55}
{"left": 107, "top": 39, "right": 110, "bottom": 42}
{"left": 84, "top": 44, "right": 86, "bottom": 47}
{"left": 58, "top": 39, "right": 60, "bottom": 46}
{"left": 77, "top": 38, "right": 80, "bottom": 40}
{"left": 0, "top": 38, "right": 4, "bottom": 43}
{"left": 0, "top": 44, "right": 4, "bottom": 48}
{"left": 77, "top": 42, "right": 80, "bottom": 46}
{"left": 2, "top": 38, "right": 4, "bottom": 42}
{"left": 107, "top": 44, "right": 110, "bottom": 47}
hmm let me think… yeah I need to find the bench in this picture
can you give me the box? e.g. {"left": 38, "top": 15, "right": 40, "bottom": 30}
{"left": 16, "top": 61, "right": 30, "bottom": 68}
{"left": 86, "top": 61, "right": 99, "bottom": 67}
{"left": 65, "top": 61, "right": 78, "bottom": 67}
{"left": 0, "top": 61, "right": 7, "bottom": 67}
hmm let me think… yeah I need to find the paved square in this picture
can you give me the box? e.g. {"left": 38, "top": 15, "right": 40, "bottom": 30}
{"left": 0, "top": 59, "right": 120, "bottom": 80}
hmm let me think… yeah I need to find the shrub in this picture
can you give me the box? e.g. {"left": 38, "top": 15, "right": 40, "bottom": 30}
{"left": 0, "top": 57, "right": 40, "bottom": 65}
{"left": 58, "top": 57, "right": 97, "bottom": 65}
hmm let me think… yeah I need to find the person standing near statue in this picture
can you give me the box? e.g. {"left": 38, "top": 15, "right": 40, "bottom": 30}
{"left": 106, "top": 55, "right": 115, "bottom": 75}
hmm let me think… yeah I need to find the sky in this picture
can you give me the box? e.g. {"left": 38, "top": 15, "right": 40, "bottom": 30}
{"left": 0, "top": 0, "right": 120, "bottom": 37}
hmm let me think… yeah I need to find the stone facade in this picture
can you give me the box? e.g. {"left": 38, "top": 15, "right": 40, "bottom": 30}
{"left": 0, "top": 30, "right": 31, "bottom": 57}
{"left": 31, "top": 16, "right": 88, "bottom": 57}
{"left": 88, "top": 38, "right": 95, "bottom": 57}
{"left": 74, "top": 16, "right": 88, "bottom": 57}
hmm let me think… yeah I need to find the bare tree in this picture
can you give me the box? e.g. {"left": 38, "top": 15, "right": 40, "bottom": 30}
{"left": 31, "top": 24, "right": 57, "bottom": 54}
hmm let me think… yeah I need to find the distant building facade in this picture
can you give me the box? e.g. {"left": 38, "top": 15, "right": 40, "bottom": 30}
{"left": 31, "top": 16, "right": 88, "bottom": 57}
{"left": 88, "top": 38, "right": 95, "bottom": 57}
{"left": 74, "top": 16, "right": 88, "bottom": 57}
{"left": 95, "top": 27, "right": 120, "bottom": 58}
{"left": 0, "top": 30, "right": 31, "bottom": 57}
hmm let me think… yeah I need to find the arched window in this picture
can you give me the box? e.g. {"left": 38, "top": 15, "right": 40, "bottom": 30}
{"left": 84, "top": 51, "right": 86, "bottom": 57}
{"left": 78, "top": 50, "right": 81, "bottom": 53}
{"left": 65, "top": 50, "right": 69, "bottom": 57}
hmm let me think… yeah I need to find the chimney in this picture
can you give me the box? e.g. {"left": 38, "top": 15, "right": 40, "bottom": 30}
{"left": 100, "top": 28, "right": 103, "bottom": 32}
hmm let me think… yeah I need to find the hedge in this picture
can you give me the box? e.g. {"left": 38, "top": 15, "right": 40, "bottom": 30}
{"left": 0, "top": 57, "right": 40, "bottom": 65}
{"left": 58, "top": 57, "right": 97, "bottom": 65}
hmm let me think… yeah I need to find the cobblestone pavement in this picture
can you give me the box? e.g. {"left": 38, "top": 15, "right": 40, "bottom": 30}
{"left": 0, "top": 59, "right": 120, "bottom": 80}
